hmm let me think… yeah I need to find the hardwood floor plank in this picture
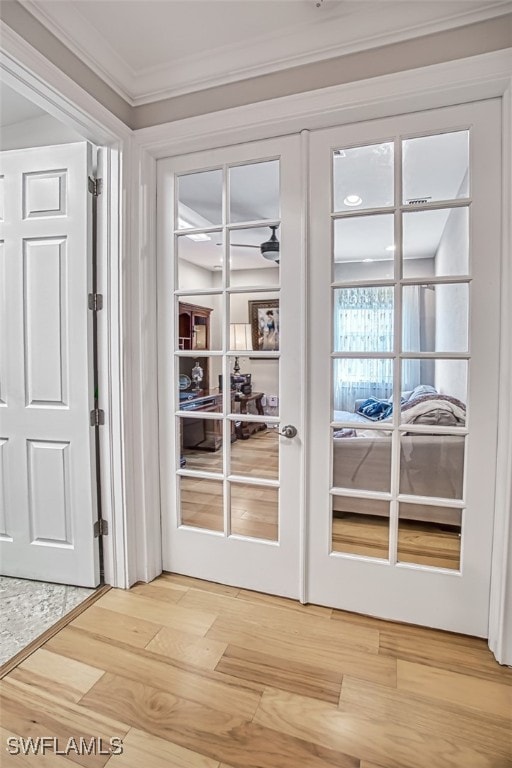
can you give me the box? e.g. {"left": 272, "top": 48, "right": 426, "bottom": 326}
{"left": 145, "top": 627, "right": 227, "bottom": 671}
{"left": 206, "top": 615, "right": 396, "bottom": 687}
{"left": 331, "top": 608, "right": 492, "bottom": 651}
{"left": 2, "top": 574, "right": 508, "bottom": 768}
{"left": 70, "top": 606, "right": 161, "bottom": 649}
{"left": 160, "top": 573, "right": 240, "bottom": 597}
{"left": 1, "top": 727, "right": 76, "bottom": 766}
{"left": 105, "top": 727, "right": 220, "bottom": 768}
{"left": 0, "top": 680, "right": 129, "bottom": 768}
{"left": 253, "top": 686, "right": 511, "bottom": 768}
{"left": 339, "top": 675, "right": 512, "bottom": 760}
{"left": 8, "top": 649, "right": 103, "bottom": 703}
{"left": 397, "top": 658, "right": 512, "bottom": 719}
{"left": 379, "top": 629, "right": 512, "bottom": 686}
{"left": 93, "top": 589, "right": 216, "bottom": 637}
{"left": 129, "top": 583, "right": 188, "bottom": 605}
{"left": 236, "top": 589, "right": 332, "bottom": 617}
{"left": 360, "top": 763, "right": 387, "bottom": 768}
{"left": 81, "top": 672, "right": 359, "bottom": 768}
{"left": 181, "top": 588, "right": 379, "bottom": 655}
{"left": 45, "top": 626, "right": 262, "bottom": 720}
{"left": 215, "top": 645, "right": 342, "bottom": 704}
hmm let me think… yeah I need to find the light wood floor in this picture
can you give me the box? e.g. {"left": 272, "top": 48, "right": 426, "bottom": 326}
{"left": 332, "top": 514, "right": 461, "bottom": 569}
{"left": 1, "top": 574, "right": 511, "bottom": 767}
{"left": 182, "top": 429, "right": 461, "bottom": 565}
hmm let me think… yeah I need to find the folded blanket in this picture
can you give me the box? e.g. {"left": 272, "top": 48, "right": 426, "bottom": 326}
{"left": 401, "top": 393, "right": 466, "bottom": 426}
{"left": 344, "top": 392, "right": 466, "bottom": 436}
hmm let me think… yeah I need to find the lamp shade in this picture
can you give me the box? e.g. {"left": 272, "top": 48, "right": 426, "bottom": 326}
{"left": 230, "top": 323, "right": 252, "bottom": 351}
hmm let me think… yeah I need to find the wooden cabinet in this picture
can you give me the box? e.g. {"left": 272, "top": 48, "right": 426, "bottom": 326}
{"left": 179, "top": 302, "right": 212, "bottom": 396}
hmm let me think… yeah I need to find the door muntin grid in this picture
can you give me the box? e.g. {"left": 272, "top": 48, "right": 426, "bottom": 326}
{"left": 330, "top": 130, "right": 470, "bottom": 571}
{"left": 173, "top": 160, "right": 282, "bottom": 542}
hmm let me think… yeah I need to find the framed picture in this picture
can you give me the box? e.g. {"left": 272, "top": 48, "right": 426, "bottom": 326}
{"left": 248, "top": 299, "right": 279, "bottom": 352}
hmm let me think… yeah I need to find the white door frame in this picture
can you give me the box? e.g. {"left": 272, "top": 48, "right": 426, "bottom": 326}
{"left": 0, "top": 23, "right": 132, "bottom": 588}
{"left": 134, "top": 50, "right": 512, "bottom": 663}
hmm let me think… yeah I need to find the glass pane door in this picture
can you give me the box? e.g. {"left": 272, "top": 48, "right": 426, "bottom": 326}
{"left": 308, "top": 99, "right": 501, "bottom": 635}
{"left": 157, "top": 136, "right": 303, "bottom": 597}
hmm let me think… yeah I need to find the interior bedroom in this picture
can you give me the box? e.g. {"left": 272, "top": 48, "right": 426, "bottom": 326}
{"left": 330, "top": 133, "right": 469, "bottom": 570}
{"left": 174, "top": 160, "right": 281, "bottom": 539}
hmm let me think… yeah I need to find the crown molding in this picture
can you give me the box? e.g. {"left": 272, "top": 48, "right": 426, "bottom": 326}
{"left": 0, "top": 21, "right": 132, "bottom": 141}
{"left": 19, "top": 0, "right": 135, "bottom": 103}
{"left": 16, "top": 0, "right": 512, "bottom": 107}
{"left": 134, "top": 49, "right": 512, "bottom": 156}
{"left": 130, "top": 1, "right": 512, "bottom": 105}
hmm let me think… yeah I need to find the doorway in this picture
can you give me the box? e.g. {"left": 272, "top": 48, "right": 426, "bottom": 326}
{"left": 157, "top": 99, "right": 502, "bottom": 636}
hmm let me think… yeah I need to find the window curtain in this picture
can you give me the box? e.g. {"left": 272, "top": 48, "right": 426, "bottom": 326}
{"left": 333, "top": 285, "right": 421, "bottom": 411}
{"left": 402, "top": 284, "right": 421, "bottom": 391}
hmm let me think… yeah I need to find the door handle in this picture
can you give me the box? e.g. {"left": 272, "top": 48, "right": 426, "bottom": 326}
{"left": 279, "top": 425, "right": 297, "bottom": 438}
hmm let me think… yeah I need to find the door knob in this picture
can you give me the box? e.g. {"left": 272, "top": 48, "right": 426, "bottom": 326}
{"left": 279, "top": 425, "right": 297, "bottom": 438}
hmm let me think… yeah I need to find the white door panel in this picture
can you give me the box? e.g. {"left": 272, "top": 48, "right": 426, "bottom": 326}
{"left": 307, "top": 100, "right": 501, "bottom": 636}
{"left": 158, "top": 136, "right": 303, "bottom": 597}
{"left": 0, "top": 143, "right": 99, "bottom": 587}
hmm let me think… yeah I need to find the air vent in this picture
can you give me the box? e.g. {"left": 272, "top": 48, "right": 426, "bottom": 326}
{"left": 406, "top": 197, "right": 432, "bottom": 205}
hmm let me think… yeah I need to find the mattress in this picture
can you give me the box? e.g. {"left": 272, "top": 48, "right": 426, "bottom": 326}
{"left": 332, "top": 433, "right": 464, "bottom": 525}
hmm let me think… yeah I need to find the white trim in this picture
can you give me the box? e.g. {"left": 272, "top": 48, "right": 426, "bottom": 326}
{"left": 299, "top": 129, "right": 310, "bottom": 605}
{"left": 489, "top": 83, "right": 512, "bottom": 666}
{"left": 0, "top": 22, "right": 129, "bottom": 143}
{"left": 135, "top": 49, "right": 512, "bottom": 657}
{"left": 18, "top": 0, "right": 134, "bottom": 105}
{"left": 16, "top": 0, "right": 512, "bottom": 105}
{"left": 126, "top": 144, "right": 162, "bottom": 584}
{"left": 136, "top": 50, "right": 512, "bottom": 156}
{"left": 1, "top": 24, "right": 132, "bottom": 588}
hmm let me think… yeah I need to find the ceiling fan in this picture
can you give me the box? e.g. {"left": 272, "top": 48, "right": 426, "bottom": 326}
{"left": 229, "top": 225, "right": 280, "bottom": 263}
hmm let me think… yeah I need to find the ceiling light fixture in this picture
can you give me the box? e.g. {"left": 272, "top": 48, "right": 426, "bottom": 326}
{"left": 363, "top": 258, "right": 374, "bottom": 263}
{"left": 260, "top": 225, "right": 280, "bottom": 262}
{"left": 178, "top": 216, "right": 211, "bottom": 242}
{"left": 186, "top": 232, "right": 211, "bottom": 242}
{"left": 344, "top": 194, "right": 362, "bottom": 207}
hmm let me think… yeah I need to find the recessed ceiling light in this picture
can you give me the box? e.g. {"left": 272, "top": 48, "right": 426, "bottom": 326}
{"left": 385, "top": 245, "right": 396, "bottom": 252}
{"left": 186, "top": 232, "right": 211, "bottom": 242}
{"left": 344, "top": 194, "right": 362, "bottom": 207}
{"left": 363, "top": 258, "right": 374, "bottom": 263}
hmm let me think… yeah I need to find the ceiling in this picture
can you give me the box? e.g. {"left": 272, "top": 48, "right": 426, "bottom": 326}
{"left": 178, "top": 131, "right": 469, "bottom": 271}
{"left": 19, "top": 0, "right": 512, "bottom": 105}
{"left": 0, "top": 82, "right": 46, "bottom": 127}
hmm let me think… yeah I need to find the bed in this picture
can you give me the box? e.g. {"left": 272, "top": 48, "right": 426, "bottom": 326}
{"left": 332, "top": 386, "right": 466, "bottom": 525}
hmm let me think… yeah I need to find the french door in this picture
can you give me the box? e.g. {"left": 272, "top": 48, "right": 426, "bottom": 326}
{"left": 157, "top": 136, "right": 304, "bottom": 597}
{"left": 307, "top": 100, "right": 501, "bottom": 636}
{"left": 158, "top": 99, "right": 502, "bottom": 635}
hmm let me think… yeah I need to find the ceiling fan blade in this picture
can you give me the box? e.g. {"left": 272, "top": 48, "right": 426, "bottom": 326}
{"left": 229, "top": 243, "right": 261, "bottom": 248}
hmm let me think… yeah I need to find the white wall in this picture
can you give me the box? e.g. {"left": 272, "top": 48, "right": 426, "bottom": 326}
{"left": 434, "top": 190, "right": 469, "bottom": 401}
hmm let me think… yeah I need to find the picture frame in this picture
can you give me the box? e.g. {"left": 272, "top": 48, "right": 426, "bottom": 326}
{"left": 248, "top": 299, "right": 279, "bottom": 352}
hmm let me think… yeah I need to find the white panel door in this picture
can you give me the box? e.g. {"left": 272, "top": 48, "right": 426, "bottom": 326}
{"left": 158, "top": 136, "right": 303, "bottom": 597}
{"left": 307, "top": 100, "right": 501, "bottom": 635}
{"left": 0, "top": 143, "right": 99, "bottom": 587}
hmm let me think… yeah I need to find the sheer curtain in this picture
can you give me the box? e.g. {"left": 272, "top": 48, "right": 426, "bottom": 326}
{"left": 333, "top": 287, "right": 394, "bottom": 412}
{"left": 402, "top": 284, "right": 421, "bottom": 391}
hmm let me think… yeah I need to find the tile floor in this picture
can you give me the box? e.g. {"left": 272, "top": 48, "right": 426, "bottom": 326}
{"left": 0, "top": 576, "right": 94, "bottom": 666}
